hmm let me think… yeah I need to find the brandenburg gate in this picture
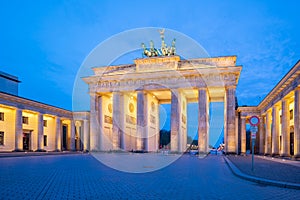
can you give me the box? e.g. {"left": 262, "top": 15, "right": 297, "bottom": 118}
{"left": 83, "top": 55, "right": 241, "bottom": 154}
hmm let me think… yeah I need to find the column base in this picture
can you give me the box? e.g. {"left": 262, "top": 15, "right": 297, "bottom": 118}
{"left": 35, "top": 149, "right": 47, "bottom": 152}
{"left": 280, "top": 153, "right": 290, "bottom": 157}
{"left": 271, "top": 153, "right": 280, "bottom": 157}
{"left": 292, "top": 154, "right": 300, "bottom": 159}
{"left": 53, "top": 149, "right": 61, "bottom": 152}
{"left": 12, "top": 149, "right": 24, "bottom": 152}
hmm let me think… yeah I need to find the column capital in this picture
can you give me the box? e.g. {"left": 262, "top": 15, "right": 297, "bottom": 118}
{"left": 112, "top": 90, "right": 122, "bottom": 94}
{"left": 15, "top": 107, "right": 23, "bottom": 111}
{"left": 89, "top": 92, "right": 97, "bottom": 97}
{"left": 225, "top": 85, "right": 236, "bottom": 90}
{"left": 282, "top": 96, "right": 290, "bottom": 102}
{"left": 135, "top": 88, "right": 145, "bottom": 92}
{"left": 197, "top": 87, "right": 208, "bottom": 91}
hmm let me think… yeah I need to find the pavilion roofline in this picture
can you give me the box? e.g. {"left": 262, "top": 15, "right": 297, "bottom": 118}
{"left": 257, "top": 60, "right": 300, "bottom": 110}
{"left": 0, "top": 91, "right": 73, "bottom": 118}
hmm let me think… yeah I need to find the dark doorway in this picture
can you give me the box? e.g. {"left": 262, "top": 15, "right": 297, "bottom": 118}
{"left": 246, "top": 130, "right": 251, "bottom": 151}
{"left": 62, "top": 125, "right": 68, "bottom": 150}
{"left": 23, "top": 133, "right": 30, "bottom": 151}
{"left": 290, "top": 132, "right": 294, "bottom": 156}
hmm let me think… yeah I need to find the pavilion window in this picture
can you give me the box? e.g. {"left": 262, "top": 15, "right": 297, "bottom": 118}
{"left": 43, "top": 120, "right": 47, "bottom": 127}
{"left": 0, "top": 112, "right": 4, "bottom": 121}
{"left": 22, "top": 116, "right": 29, "bottom": 124}
{"left": 290, "top": 109, "right": 293, "bottom": 120}
{"left": 0, "top": 131, "right": 4, "bottom": 145}
{"left": 280, "top": 115, "right": 282, "bottom": 124}
{"left": 44, "top": 135, "right": 47, "bottom": 146}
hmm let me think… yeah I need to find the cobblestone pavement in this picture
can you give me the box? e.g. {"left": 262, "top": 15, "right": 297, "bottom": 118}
{"left": 0, "top": 154, "right": 299, "bottom": 200}
{"left": 227, "top": 155, "right": 300, "bottom": 184}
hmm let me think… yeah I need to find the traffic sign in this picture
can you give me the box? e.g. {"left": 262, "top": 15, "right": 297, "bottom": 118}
{"left": 250, "top": 126, "right": 258, "bottom": 133}
{"left": 249, "top": 116, "right": 260, "bottom": 126}
{"left": 251, "top": 133, "right": 256, "bottom": 139}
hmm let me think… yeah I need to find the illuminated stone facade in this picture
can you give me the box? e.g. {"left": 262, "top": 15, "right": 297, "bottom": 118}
{"left": 0, "top": 81, "right": 89, "bottom": 152}
{"left": 237, "top": 61, "right": 300, "bottom": 158}
{"left": 1, "top": 57, "right": 299, "bottom": 157}
{"left": 83, "top": 55, "right": 241, "bottom": 153}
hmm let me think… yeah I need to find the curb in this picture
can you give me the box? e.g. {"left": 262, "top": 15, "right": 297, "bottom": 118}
{"left": 224, "top": 156, "right": 300, "bottom": 190}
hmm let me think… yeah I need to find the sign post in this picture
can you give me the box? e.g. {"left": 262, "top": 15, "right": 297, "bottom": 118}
{"left": 249, "top": 116, "right": 260, "bottom": 171}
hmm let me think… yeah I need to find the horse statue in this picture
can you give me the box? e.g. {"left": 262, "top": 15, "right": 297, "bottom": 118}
{"left": 159, "top": 29, "right": 176, "bottom": 56}
{"left": 141, "top": 43, "right": 152, "bottom": 57}
{"left": 141, "top": 41, "right": 160, "bottom": 57}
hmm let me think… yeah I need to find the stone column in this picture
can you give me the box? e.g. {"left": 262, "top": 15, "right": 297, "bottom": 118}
{"left": 112, "top": 91, "right": 124, "bottom": 150}
{"left": 265, "top": 111, "right": 271, "bottom": 155}
{"left": 198, "top": 88, "right": 209, "bottom": 154}
{"left": 14, "top": 108, "right": 23, "bottom": 151}
{"left": 224, "top": 86, "right": 236, "bottom": 154}
{"left": 136, "top": 90, "right": 148, "bottom": 151}
{"left": 98, "top": 96, "right": 104, "bottom": 151}
{"left": 70, "top": 120, "right": 76, "bottom": 151}
{"left": 83, "top": 119, "right": 90, "bottom": 151}
{"left": 75, "top": 122, "right": 80, "bottom": 151}
{"left": 55, "top": 117, "right": 61, "bottom": 151}
{"left": 180, "top": 96, "right": 187, "bottom": 153}
{"left": 156, "top": 102, "right": 160, "bottom": 151}
{"left": 171, "top": 89, "right": 180, "bottom": 152}
{"left": 271, "top": 105, "right": 280, "bottom": 156}
{"left": 259, "top": 116, "right": 265, "bottom": 154}
{"left": 294, "top": 87, "right": 300, "bottom": 157}
{"left": 36, "top": 113, "right": 44, "bottom": 151}
{"left": 235, "top": 112, "right": 239, "bottom": 154}
{"left": 281, "top": 98, "right": 290, "bottom": 156}
{"left": 89, "top": 93, "right": 99, "bottom": 151}
{"left": 240, "top": 116, "right": 246, "bottom": 154}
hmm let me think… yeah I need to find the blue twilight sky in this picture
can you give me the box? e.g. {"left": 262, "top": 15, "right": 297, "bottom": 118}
{"left": 1, "top": 0, "right": 300, "bottom": 145}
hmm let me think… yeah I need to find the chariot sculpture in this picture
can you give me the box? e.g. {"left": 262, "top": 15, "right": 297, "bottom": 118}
{"left": 141, "top": 29, "right": 176, "bottom": 57}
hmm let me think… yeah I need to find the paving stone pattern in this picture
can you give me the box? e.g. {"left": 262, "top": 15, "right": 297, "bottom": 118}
{"left": 0, "top": 154, "right": 299, "bottom": 199}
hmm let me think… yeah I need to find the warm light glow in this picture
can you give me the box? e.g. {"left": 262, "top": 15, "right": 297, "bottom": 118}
{"left": 0, "top": 104, "right": 15, "bottom": 111}
{"left": 44, "top": 115, "right": 55, "bottom": 120}
{"left": 22, "top": 111, "right": 37, "bottom": 117}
